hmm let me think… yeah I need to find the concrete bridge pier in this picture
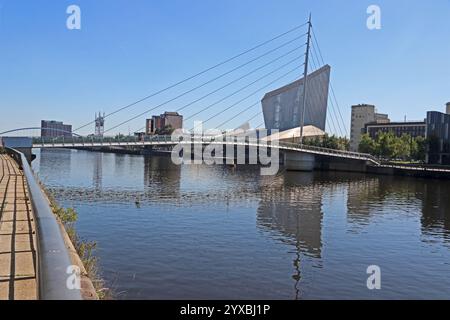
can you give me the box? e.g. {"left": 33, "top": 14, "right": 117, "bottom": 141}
{"left": 284, "top": 151, "right": 315, "bottom": 171}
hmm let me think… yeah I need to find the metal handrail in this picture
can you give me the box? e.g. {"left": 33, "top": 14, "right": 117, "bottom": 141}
{"left": 30, "top": 135, "right": 380, "bottom": 165}
{"left": 6, "top": 148, "right": 82, "bottom": 300}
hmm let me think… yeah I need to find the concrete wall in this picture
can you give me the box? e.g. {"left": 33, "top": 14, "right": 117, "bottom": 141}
{"left": 284, "top": 151, "right": 315, "bottom": 171}
{"left": 314, "top": 155, "right": 368, "bottom": 173}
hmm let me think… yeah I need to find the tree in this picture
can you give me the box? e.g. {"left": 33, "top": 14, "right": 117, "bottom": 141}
{"left": 322, "top": 134, "right": 339, "bottom": 150}
{"left": 393, "top": 134, "right": 412, "bottom": 160}
{"left": 304, "top": 134, "right": 350, "bottom": 151}
{"left": 375, "top": 131, "right": 398, "bottom": 159}
{"left": 358, "top": 132, "right": 428, "bottom": 161}
{"left": 358, "top": 133, "right": 377, "bottom": 154}
{"left": 337, "top": 136, "right": 350, "bottom": 151}
{"left": 411, "top": 136, "right": 426, "bottom": 162}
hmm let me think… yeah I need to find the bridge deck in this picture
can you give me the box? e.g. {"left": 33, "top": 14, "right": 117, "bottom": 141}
{"left": 0, "top": 154, "right": 37, "bottom": 300}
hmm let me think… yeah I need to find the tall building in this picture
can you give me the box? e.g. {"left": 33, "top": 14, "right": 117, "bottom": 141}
{"left": 262, "top": 65, "right": 331, "bottom": 132}
{"left": 349, "top": 104, "right": 390, "bottom": 151}
{"left": 41, "top": 120, "right": 72, "bottom": 137}
{"left": 146, "top": 111, "right": 183, "bottom": 135}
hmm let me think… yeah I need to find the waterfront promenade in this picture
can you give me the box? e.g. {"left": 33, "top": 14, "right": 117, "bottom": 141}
{"left": 0, "top": 154, "right": 37, "bottom": 300}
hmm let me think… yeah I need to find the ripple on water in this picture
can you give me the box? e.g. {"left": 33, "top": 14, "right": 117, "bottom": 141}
{"left": 33, "top": 149, "right": 450, "bottom": 299}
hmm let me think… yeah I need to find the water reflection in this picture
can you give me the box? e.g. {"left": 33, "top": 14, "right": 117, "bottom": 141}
{"left": 32, "top": 149, "right": 450, "bottom": 299}
{"left": 418, "top": 182, "right": 450, "bottom": 243}
{"left": 257, "top": 172, "right": 323, "bottom": 299}
{"left": 143, "top": 156, "right": 181, "bottom": 196}
{"left": 345, "top": 175, "right": 450, "bottom": 243}
{"left": 35, "top": 148, "right": 450, "bottom": 247}
{"left": 93, "top": 153, "right": 103, "bottom": 190}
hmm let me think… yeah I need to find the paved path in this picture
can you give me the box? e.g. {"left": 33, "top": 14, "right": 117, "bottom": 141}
{"left": 0, "top": 154, "right": 37, "bottom": 300}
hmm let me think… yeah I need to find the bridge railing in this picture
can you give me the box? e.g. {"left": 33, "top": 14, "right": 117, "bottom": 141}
{"left": 278, "top": 141, "right": 379, "bottom": 161}
{"left": 31, "top": 134, "right": 380, "bottom": 164}
{"left": 5, "top": 147, "right": 82, "bottom": 300}
{"left": 33, "top": 134, "right": 177, "bottom": 146}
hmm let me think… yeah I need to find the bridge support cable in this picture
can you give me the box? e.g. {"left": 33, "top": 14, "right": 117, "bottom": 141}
{"left": 137, "top": 100, "right": 263, "bottom": 133}
{"left": 311, "top": 26, "right": 349, "bottom": 136}
{"left": 308, "top": 44, "right": 343, "bottom": 137}
{"left": 203, "top": 42, "right": 332, "bottom": 133}
{"left": 305, "top": 55, "right": 339, "bottom": 137}
{"left": 305, "top": 45, "right": 331, "bottom": 135}
{"left": 179, "top": 58, "right": 303, "bottom": 122}
{"left": 188, "top": 67, "right": 303, "bottom": 129}
{"left": 244, "top": 111, "right": 263, "bottom": 128}
{"left": 310, "top": 43, "right": 345, "bottom": 137}
{"left": 73, "top": 23, "right": 308, "bottom": 133}
{"left": 215, "top": 24, "right": 339, "bottom": 135}
{"left": 108, "top": 51, "right": 309, "bottom": 135}
{"left": 214, "top": 102, "right": 260, "bottom": 130}
{"left": 312, "top": 38, "right": 345, "bottom": 136}
{"left": 174, "top": 48, "right": 306, "bottom": 115}
{"left": 299, "top": 42, "right": 338, "bottom": 138}
{"left": 329, "top": 85, "right": 348, "bottom": 137}
{"left": 310, "top": 41, "right": 345, "bottom": 137}
{"left": 216, "top": 100, "right": 265, "bottom": 130}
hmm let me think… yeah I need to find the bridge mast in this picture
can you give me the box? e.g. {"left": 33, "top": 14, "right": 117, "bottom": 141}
{"left": 299, "top": 13, "right": 312, "bottom": 145}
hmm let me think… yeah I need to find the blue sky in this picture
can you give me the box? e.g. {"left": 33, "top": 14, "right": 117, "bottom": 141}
{"left": 0, "top": 0, "right": 449, "bottom": 136}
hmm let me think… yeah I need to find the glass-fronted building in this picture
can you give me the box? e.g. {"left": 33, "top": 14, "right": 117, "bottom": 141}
{"left": 364, "top": 121, "right": 426, "bottom": 139}
{"left": 426, "top": 111, "right": 450, "bottom": 164}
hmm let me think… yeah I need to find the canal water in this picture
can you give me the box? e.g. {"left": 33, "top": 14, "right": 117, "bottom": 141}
{"left": 32, "top": 148, "right": 450, "bottom": 299}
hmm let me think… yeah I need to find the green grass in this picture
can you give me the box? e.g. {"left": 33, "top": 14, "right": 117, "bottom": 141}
{"left": 47, "top": 192, "right": 111, "bottom": 299}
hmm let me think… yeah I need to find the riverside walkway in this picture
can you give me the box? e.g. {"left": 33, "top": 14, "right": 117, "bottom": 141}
{"left": 0, "top": 154, "right": 37, "bottom": 300}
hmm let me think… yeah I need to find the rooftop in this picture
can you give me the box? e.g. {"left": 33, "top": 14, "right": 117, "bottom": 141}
{"left": 163, "top": 111, "right": 181, "bottom": 116}
{"left": 365, "top": 121, "right": 426, "bottom": 127}
{"left": 352, "top": 104, "right": 375, "bottom": 108}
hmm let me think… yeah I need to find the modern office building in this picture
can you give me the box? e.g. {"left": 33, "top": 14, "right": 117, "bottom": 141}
{"left": 364, "top": 121, "right": 426, "bottom": 139}
{"left": 349, "top": 104, "right": 391, "bottom": 151}
{"left": 426, "top": 104, "right": 450, "bottom": 164}
{"left": 41, "top": 120, "right": 72, "bottom": 137}
{"left": 146, "top": 111, "right": 183, "bottom": 135}
{"left": 262, "top": 65, "right": 331, "bottom": 132}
